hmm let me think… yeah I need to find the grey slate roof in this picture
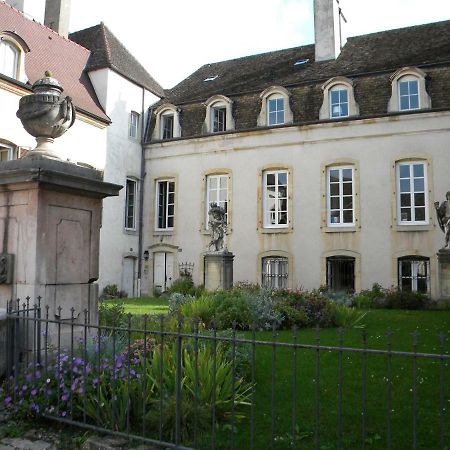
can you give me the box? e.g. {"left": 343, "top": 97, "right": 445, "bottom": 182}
{"left": 166, "top": 19, "right": 450, "bottom": 105}
{"left": 70, "top": 23, "right": 164, "bottom": 97}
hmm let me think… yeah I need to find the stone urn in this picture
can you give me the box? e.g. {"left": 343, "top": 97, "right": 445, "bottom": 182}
{"left": 16, "top": 71, "right": 76, "bottom": 157}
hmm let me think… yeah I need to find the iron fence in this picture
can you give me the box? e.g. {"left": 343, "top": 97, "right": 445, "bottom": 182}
{"left": 3, "top": 299, "right": 450, "bottom": 450}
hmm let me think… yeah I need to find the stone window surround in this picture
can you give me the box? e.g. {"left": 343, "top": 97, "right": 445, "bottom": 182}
{"left": 154, "top": 176, "right": 177, "bottom": 233}
{"left": 319, "top": 77, "right": 359, "bottom": 120}
{"left": 203, "top": 95, "right": 235, "bottom": 133}
{"left": 0, "top": 31, "right": 29, "bottom": 83}
{"left": 257, "top": 250, "right": 293, "bottom": 290}
{"left": 387, "top": 67, "right": 431, "bottom": 113}
{"left": 152, "top": 103, "right": 181, "bottom": 140}
{"left": 257, "top": 86, "right": 293, "bottom": 127}
{"left": 320, "top": 249, "right": 361, "bottom": 293}
{"left": 397, "top": 255, "right": 430, "bottom": 294}
{"left": 320, "top": 159, "right": 360, "bottom": 233}
{"left": 200, "top": 169, "right": 232, "bottom": 234}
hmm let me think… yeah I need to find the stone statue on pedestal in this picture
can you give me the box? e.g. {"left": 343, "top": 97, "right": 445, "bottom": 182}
{"left": 435, "top": 191, "right": 450, "bottom": 250}
{"left": 207, "top": 203, "right": 227, "bottom": 252}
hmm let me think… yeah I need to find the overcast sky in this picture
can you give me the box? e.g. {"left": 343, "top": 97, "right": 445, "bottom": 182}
{"left": 64, "top": 0, "right": 450, "bottom": 89}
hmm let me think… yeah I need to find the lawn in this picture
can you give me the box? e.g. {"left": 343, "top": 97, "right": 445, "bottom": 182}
{"left": 101, "top": 298, "right": 449, "bottom": 449}
{"left": 101, "top": 296, "right": 169, "bottom": 315}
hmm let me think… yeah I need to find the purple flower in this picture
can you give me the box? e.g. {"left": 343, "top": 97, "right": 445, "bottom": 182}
{"left": 25, "top": 374, "right": 32, "bottom": 382}
{"left": 61, "top": 411, "right": 67, "bottom": 417}
{"left": 31, "top": 388, "right": 37, "bottom": 396}
{"left": 61, "top": 394, "right": 68, "bottom": 401}
{"left": 4, "top": 396, "right": 11, "bottom": 405}
{"left": 21, "top": 384, "right": 28, "bottom": 391}
{"left": 31, "top": 402, "right": 39, "bottom": 412}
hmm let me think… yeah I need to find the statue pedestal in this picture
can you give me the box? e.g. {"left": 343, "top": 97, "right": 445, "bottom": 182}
{"left": 437, "top": 249, "right": 450, "bottom": 300}
{"left": 204, "top": 251, "right": 234, "bottom": 291}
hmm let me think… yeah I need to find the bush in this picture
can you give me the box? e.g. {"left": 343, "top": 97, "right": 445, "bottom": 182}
{"left": 273, "top": 302, "right": 308, "bottom": 328}
{"left": 100, "top": 284, "right": 127, "bottom": 300}
{"left": 168, "top": 292, "right": 195, "bottom": 314}
{"left": 98, "top": 300, "right": 126, "bottom": 328}
{"left": 212, "top": 290, "right": 252, "bottom": 330}
{"left": 168, "top": 274, "right": 196, "bottom": 296}
{"left": 383, "top": 288, "right": 427, "bottom": 310}
{"left": 180, "top": 295, "right": 217, "bottom": 327}
{"left": 246, "top": 288, "right": 284, "bottom": 330}
{"left": 334, "top": 304, "right": 367, "bottom": 328}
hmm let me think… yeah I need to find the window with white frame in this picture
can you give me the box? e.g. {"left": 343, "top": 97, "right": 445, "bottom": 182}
{"left": 263, "top": 170, "right": 288, "bottom": 228}
{"left": 396, "top": 161, "right": 428, "bottom": 224}
{"left": 0, "top": 40, "right": 19, "bottom": 79}
{"left": 267, "top": 95, "right": 285, "bottom": 126}
{"left": 398, "top": 76, "right": 419, "bottom": 111}
{"left": 398, "top": 256, "right": 430, "bottom": 293}
{"left": 156, "top": 180, "right": 175, "bottom": 230}
{"left": 0, "top": 144, "right": 17, "bottom": 161}
{"left": 211, "top": 103, "right": 226, "bottom": 132}
{"left": 124, "top": 178, "right": 137, "bottom": 230}
{"left": 262, "top": 256, "right": 288, "bottom": 289}
{"left": 206, "top": 174, "right": 228, "bottom": 228}
{"left": 327, "top": 166, "right": 354, "bottom": 226}
{"left": 161, "top": 112, "right": 174, "bottom": 140}
{"left": 330, "top": 86, "right": 349, "bottom": 118}
{"left": 129, "top": 111, "right": 140, "bottom": 140}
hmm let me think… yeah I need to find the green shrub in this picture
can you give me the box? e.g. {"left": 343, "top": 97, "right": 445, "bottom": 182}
{"left": 354, "top": 283, "right": 385, "bottom": 309}
{"left": 169, "top": 274, "right": 195, "bottom": 295}
{"left": 273, "top": 302, "right": 308, "bottom": 328}
{"left": 180, "top": 295, "right": 217, "bottom": 327}
{"left": 98, "top": 300, "right": 126, "bottom": 328}
{"left": 212, "top": 291, "right": 252, "bottom": 330}
{"left": 334, "top": 304, "right": 368, "bottom": 328}
{"left": 100, "top": 284, "right": 127, "bottom": 299}
{"left": 383, "top": 288, "right": 427, "bottom": 310}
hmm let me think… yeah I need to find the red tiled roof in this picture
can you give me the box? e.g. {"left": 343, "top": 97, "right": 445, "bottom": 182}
{"left": 0, "top": 1, "right": 109, "bottom": 122}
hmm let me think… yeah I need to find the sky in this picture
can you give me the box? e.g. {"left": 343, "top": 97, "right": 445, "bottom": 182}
{"left": 48, "top": 0, "right": 450, "bottom": 89}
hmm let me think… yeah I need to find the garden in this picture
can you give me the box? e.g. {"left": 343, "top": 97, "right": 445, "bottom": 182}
{"left": 1, "top": 279, "right": 449, "bottom": 449}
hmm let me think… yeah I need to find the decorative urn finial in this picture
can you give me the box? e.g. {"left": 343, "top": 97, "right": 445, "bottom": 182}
{"left": 16, "top": 72, "right": 76, "bottom": 157}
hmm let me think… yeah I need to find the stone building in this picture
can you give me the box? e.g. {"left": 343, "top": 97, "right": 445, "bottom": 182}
{"left": 142, "top": 0, "right": 450, "bottom": 298}
{"left": 0, "top": 0, "right": 163, "bottom": 298}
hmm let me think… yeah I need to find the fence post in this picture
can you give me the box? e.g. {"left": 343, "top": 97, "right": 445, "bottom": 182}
{"left": 0, "top": 307, "right": 7, "bottom": 379}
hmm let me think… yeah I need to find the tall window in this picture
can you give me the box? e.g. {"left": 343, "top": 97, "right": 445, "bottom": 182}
{"left": 156, "top": 180, "right": 175, "bottom": 230}
{"left": 206, "top": 175, "right": 228, "bottom": 228}
{"left": 330, "top": 86, "right": 349, "bottom": 118}
{"left": 124, "top": 178, "right": 137, "bottom": 230}
{"left": 267, "top": 95, "right": 285, "bottom": 126}
{"left": 0, "top": 40, "right": 18, "bottom": 79}
{"left": 326, "top": 256, "right": 355, "bottom": 292}
{"left": 212, "top": 105, "right": 226, "bottom": 132}
{"left": 327, "top": 166, "right": 354, "bottom": 226}
{"left": 399, "top": 77, "right": 419, "bottom": 111}
{"left": 129, "top": 111, "right": 140, "bottom": 139}
{"left": 398, "top": 256, "right": 429, "bottom": 293}
{"left": 396, "top": 161, "right": 427, "bottom": 224}
{"left": 161, "top": 113, "right": 174, "bottom": 139}
{"left": 262, "top": 257, "right": 288, "bottom": 289}
{"left": 263, "top": 170, "right": 288, "bottom": 228}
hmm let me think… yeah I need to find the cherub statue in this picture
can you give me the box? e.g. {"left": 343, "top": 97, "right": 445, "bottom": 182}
{"left": 207, "top": 203, "right": 227, "bottom": 252}
{"left": 435, "top": 191, "right": 450, "bottom": 250}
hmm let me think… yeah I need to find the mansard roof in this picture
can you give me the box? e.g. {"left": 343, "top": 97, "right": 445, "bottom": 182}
{"left": 70, "top": 23, "right": 164, "bottom": 97}
{"left": 0, "top": 1, "right": 108, "bottom": 122}
{"left": 166, "top": 19, "right": 450, "bottom": 105}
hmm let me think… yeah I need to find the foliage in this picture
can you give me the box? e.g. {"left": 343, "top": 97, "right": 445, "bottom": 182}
{"left": 246, "top": 288, "right": 284, "bottom": 330}
{"left": 333, "top": 304, "right": 368, "bottom": 328}
{"left": 168, "top": 292, "right": 195, "bottom": 314}
{"left": 100, "top": 284, "right": 127, "bottom": 300}
{"left": 168, "top": 274, "right": 195, "bottom": 296}
{"left": 98, "top": 300, "right": 126, "bottom": 328}
{"left": 180, "top": 295, "right": 217, "bottom": 327}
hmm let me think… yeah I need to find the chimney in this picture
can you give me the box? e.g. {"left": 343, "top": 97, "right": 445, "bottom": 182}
{"left": 314, "top": 0, "right": 346, "bottom": 62}
{"left": 4, "top": 0, "right": 45, "bottom": 22}
{"left": 44, "top": 0, "right": 71, "bottom": 38}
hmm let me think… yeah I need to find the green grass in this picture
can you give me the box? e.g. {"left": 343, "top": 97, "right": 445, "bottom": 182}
{"left": 101, "top": 296, "right": 169, "bottom": 315}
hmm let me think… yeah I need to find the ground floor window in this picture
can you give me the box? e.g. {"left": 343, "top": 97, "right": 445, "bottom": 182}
{"left": 262, "top": 257, "right": 288, "bottom": 290}
{"left": 398, "top": 256, "right": 429, "bottom": 293}
{"left": 326, "top": 256, "right": 355, "bottom": 292}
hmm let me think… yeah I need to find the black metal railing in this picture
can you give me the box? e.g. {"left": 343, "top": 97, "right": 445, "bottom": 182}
{"left": 3, "top": 299, "right": 450, "bottom": 450}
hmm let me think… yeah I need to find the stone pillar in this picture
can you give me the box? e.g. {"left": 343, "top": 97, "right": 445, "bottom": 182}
{"left": 0, "top": 308, "right": 6, "bottom": 378}
{"left": 437, "top": 249, "right": 450, "bottom": 300}
{"left": 0, "top": 155, "right": 121, "bottom": 323}
{"left": 204, "top": 251, "right": 234, "bottom": 291}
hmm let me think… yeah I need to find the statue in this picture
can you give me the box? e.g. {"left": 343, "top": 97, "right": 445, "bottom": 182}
{"left": 435, "top": 191, "right": 450, "bottom": 250}
{"left": 207, "top": 203, "right": 227, "bottom": 252}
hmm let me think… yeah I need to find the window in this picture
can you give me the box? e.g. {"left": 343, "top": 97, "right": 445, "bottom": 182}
{"left": 327, "top": 166, "right": 354, "bottom": 226}
{"left": 388, "top": 67, "right": 431, "bottom": 113}
{"left": 398, "top": 256, "right": 430, "bottom": 293}
{"left": 258, "top": 86, "right": 293, "bottom": 127}
{"left": 161, "top": 113, "right": 174, "bottom": 140}
{"left": 262, "top": 257, "right": 288, "bottom": 290}
{"left": 206, "top": 175, "right": 228, "bottom": 228}
{"left": 129, "top": 111, "right": 140, "bottom": 140}
{"left": 0, "top": 40, "right": 18, "bottom": 79}
{"left": 204, "top": 95, "right": 234, "bottom": 133}
{"left": 156, "top": 180, "right": 175, "bottom": 230}
{"left": 398, "top": 77, "right": 419, "bottom": 111}
{"left": 263, "top": 170, "right": 288, "bottom": 228}
{"left": 212, "top": 104, "right": 226, "bottom": 132}
{"left": 0, "top": 144, "right": 17, "bottom": 161}
{"left": 326, "top": 256, "right": 355, "bottom": 292}
{"left": 267, "top": 95, "right": 285, "bottom": 125}
{"left": 396, "top": 161, "right": 428, "bottom": 224}
{"left": 124, "top": 178, "right": 137, "bottom": 230}
{"left": 330, "top": 87, "right": 349, "bottom": 118}
{"left": 319, "top": 77, "right": 359, "bottom": 120}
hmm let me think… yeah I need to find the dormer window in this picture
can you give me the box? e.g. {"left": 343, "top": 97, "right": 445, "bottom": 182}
{"left": 319, "top": 77, "right": 359, "bottom": 120}
{"left": 0, "top": 32, "right": 29, "bottom": 82}
{"left": 388, "top": 67, "right": 431, "bottom": 113}
{"left": 257, "top": 86, "right": 293, "bottom": 127}
{"left": 203, "top": 95, "right": 235, "bottom": 134}
{"left": 153, "top": 104, "right": 181, "bottom": 140}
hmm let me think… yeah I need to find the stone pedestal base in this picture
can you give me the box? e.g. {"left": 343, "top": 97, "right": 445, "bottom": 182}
{"left": 437, "top": 249, "right": 450, "bottom": 300}
{"left": 204, "top": 252, "right": 234, "bottom": 291}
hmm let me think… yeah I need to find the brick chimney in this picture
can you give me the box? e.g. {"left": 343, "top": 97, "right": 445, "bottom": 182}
{"left": 44, "top": 0, "right": 71, "bottom": 38}
{"left": 314, "top": 0, "right": 346, "bottom": 62}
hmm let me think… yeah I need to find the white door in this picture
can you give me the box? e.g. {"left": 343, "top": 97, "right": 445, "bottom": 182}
{"left": 122, "top": 257, "right": 136, "bottom": 297}
{"left": 153, "top": 252, "right": 174, "bottom": 292}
